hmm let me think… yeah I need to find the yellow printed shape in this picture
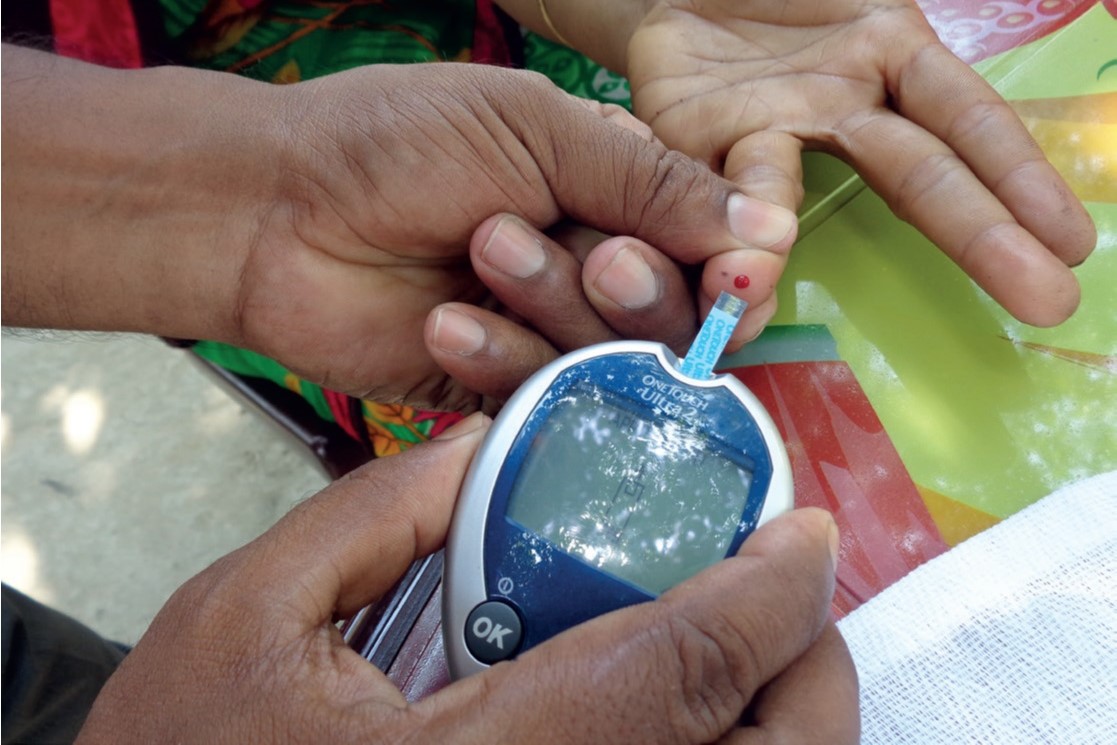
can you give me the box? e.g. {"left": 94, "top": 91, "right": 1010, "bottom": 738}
{"left": 918, "top": 484, "right": 1002, "bottom": 547}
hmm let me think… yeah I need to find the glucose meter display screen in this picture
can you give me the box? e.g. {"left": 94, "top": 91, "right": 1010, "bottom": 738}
{"left": 505, "top": 387, "right": 753, "bottom": 595}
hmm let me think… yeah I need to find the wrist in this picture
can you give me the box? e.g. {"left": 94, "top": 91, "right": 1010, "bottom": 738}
{"left": 498, "top": 0, "right": 659, "bottom": 75}
{"left": 1, "top": 45, "right": 287, "bottom": 344}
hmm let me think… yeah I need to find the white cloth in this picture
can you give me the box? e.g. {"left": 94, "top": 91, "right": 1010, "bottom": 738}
{"left": 837, "top": 471, "right": 1117, "bottom": 744}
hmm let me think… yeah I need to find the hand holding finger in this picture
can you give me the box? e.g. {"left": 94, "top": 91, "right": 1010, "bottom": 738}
{"left": 195, "top": 61, "right": 802, "bottom": 408}
{"left": 426, "top": 215, "right": 698, "bottom": 403}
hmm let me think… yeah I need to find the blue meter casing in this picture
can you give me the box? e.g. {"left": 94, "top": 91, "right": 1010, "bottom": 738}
{"left": 442, "top": 340, "right": 793, "bottom": 678}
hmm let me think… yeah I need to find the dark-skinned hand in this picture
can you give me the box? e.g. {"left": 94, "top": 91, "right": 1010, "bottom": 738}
{"left": 77, "top": 414, "right": 859, "bottom": 744}
{"left": 3, "top": 47, "right": 792, "bottom": 411}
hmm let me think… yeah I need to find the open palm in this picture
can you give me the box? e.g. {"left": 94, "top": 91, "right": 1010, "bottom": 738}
{"left": 626, "top": 0, "right": 1096, "bottom": 327}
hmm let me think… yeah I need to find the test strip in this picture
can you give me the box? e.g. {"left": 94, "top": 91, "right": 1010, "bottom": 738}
{"left": 678, "top": 291, "right": 748, "bottom": 380}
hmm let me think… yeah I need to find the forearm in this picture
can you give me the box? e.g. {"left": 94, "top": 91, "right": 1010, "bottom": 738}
{"left": 494, "top": 0, "right": 657, "bottom": 75}
{"left": 1, "top": 44, "right": 285, "bottom": 342}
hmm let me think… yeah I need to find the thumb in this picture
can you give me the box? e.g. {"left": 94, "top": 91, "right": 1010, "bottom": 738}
{"left": 417, "top": 508, "right": 838, "bottom": 744}
{"left": 231, "top": 413, "right": 491, "bottom": 624}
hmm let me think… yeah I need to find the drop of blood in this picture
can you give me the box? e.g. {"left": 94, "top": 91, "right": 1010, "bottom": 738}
{"left": 734, "top": 274, "right": 751, "bottom": 289}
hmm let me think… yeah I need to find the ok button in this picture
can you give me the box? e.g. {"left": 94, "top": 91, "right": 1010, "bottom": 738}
{"left": 465, "top": 600, "right": 523, "bottom": 665}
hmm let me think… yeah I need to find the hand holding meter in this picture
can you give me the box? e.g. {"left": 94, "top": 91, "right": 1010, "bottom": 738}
{"left": 442, "top": 293, "right": 793, "bottom": 678}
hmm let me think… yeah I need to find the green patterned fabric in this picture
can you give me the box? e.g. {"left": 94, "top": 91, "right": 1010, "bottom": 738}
{"left": 159, "top": 0, "right": 479, "bottom": 82}
{"left": 192, "top": 340, "right": 337, "bottom": 424}
{"left": 523, "top": 32, "right": 631, "bottom": 109}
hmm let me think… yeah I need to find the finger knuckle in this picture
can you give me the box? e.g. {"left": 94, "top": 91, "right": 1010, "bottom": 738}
{"left": 892, "top": 151, "right": 965, "bottom": 223}
{"left": 947, "top": 99, "right": 1007, "bottom": 143}
{"left": 955, "top": 219, "right": 1020, "bottom": 271}
{"left": 740, "top": 161, "right": 806, "bottom": 209}
{"left": 948, "top": 100, "right": 1045, "bottom": 172}
{"left": 161, "top": 554, "right": 262, "bottom": 642}
{"left": 507, "top": 67, "right": 556, "bottom": 92}
{"left": 484, "top": 66, "right": 561, "bottom": 108}
{"left": 627, "top": 148, "right": 706, "bottom": 236}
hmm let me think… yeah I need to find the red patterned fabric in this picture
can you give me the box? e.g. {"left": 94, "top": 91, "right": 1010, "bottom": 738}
{"left": 50, "top": 0, "right": 143, "bottom": 68}
{"left": 323, "top": 388, "right": 362, "bottom": 442}
{"left": 917, "top": 0, "right": 1098, "bottom": 63}
{"left": 471, "top": 0, "right": 514, "bottom": 66}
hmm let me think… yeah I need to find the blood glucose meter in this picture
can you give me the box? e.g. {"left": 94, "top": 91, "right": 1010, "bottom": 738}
{"left": 442, "top": 294, "right": 793, "bottom": 678}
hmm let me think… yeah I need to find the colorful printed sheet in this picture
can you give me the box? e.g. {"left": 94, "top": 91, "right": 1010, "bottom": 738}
{"left": 720, "top": 1, "right": 1116, "bottom": 615}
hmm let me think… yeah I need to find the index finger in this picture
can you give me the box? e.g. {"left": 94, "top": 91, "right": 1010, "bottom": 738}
{"left": 840, "top": 108, "right": 1085, "bottom": 326}
{"left": 416, "top": 508, "right": 839, "bottom": 744}
{"left": 841, "top": 35, "right": 1096, "bottom": 326}
{"left": 891, "top": 41, "right": 1096, "bottom": 268}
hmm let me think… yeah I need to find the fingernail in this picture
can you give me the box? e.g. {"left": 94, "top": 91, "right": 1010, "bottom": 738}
{"left": 434, "top": 411, "right": 491, "bottom": 440}
{"left": 593, "top": 246, "right": 660, "bottom": 309}
{"left": 727, "top": 194, "right": 796, "bottom": 249}
{"left": 431, "top": 308, "right": 486, "bottom": 356}
{"left": 827, "top": 516, "right": 841, "bottom": 570}
{"left": 481, "top": 217, "right": 546, "bottom": 278}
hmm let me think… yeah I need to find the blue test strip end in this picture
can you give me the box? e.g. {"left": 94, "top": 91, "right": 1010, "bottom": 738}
{"left": 678, "top": 292, "right": 748, "bottom": 380}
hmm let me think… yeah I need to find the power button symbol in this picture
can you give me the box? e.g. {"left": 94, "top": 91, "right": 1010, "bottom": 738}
{"left": 465, "top": 600, "right": 523, "bottom": 665}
